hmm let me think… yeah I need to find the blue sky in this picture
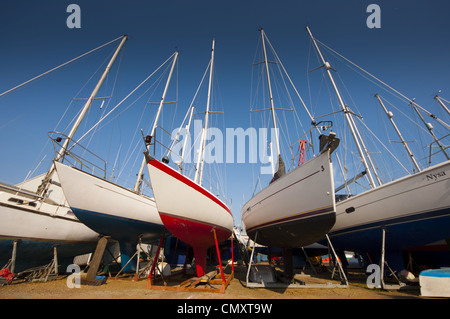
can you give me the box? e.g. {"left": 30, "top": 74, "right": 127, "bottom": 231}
{"left": 1, "top": 1, "right": 449, "bottom": 227}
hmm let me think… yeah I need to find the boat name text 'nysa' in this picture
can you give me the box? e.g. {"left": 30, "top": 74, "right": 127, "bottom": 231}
{"left": 426, "top": 171, "right": 446, "bottom": 182}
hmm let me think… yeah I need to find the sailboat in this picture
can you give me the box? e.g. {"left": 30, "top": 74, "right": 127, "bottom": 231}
{"left": 305, "top": 26, "right": 450, "bottom": 270}
{"left": 145, "top": 40, "right": 234, "bottom": 277}
{"left": 54, "top": 51, "right": 180, "bottom": 271}
{"left": 240, "top": 29, "right": 339, "bottom": 275}
{"left": 0, "top": 36, "right": 129, "bottom": 272}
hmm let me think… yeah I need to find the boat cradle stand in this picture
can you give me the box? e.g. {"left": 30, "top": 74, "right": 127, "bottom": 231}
{"left": 147, "top": 228, "right": 234, "bottom": 294}
{"left": 7, "top": 243, "right": 60, "bottom": 283}
{"left": 111, "top": 237, "right": 153, "bottom": 282}
{"left": 245, "top": 232, "right": 348, "bottom": 289}
{"left": 376, "top": 227, "right": 418, "bottom": 290}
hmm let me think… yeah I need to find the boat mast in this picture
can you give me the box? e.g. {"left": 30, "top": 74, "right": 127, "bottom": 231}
{"left": 149, "top": 51, "right": 179, "bottom": 140}
{"left": 260, "top": 28, "right": 281, "bottom": 162}
{"left": 434, "top": 94, "right": 450, "bottom": 116}
{"left": 134, "top": 51, "right": 179, "bottom": 193}
{"left": 375, "top": 94, "right": 421, "bottom": 172}
{"left": 179, "top": 105, "right": 195, "bottom": 172}
{"left": 37, "top": 35, "right": 127, "bottom": 196}
{"left": 306, "top": 26, "right": 378, "bottom": 189}
{"left": 56, "top": 35, "right": 128, "bottom": 162}
{"left": 410, "top": 99, "right": 449, "bottom": 160}
{"left": 194, "top": 39, "right": 215, "bottom": 186}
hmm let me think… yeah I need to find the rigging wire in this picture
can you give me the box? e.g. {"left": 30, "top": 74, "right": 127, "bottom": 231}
{"left": 307, "top": 37, "right": 450, "bottom": 185}
{"left": 81, "top": 48, "right": 126, "bottom": 161}
{"left": 19, "top": 43, "right": 123, "bottom": 182}
{"left": 115, "top": 57, "right": 176, "bottom": 184}
{"left": 316, "top": 39, "right": 450, "bottom": 130}
{"left": 356, "top": 116, "right": 410, "bottom": 175}
{"left": 0, "top": 36, "right": 124, "bottom": 99}
{"left": 74, "top": 52, "right": 177, "bottom": 146}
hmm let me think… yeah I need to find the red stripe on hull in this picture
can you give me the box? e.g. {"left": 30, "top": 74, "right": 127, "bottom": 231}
{"left": 147, "top": 158, "right": 231, "bottom": 215}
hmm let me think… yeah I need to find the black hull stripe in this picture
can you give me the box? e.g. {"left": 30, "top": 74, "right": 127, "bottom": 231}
{"left": 246, "top": 206, "right": 335, "bottom": 233}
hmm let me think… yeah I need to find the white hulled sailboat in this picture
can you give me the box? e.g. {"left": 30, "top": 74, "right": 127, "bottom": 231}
{"left": 54, "top": 51, "right": 180, "bottom": 271}
{"left": 0, "top": 36, "right": 129, "bottom": 272}
{"left": 241, "top": 29, "right": 339, "bottom": 275}
{"left": 145, "top": 40, "right": 234, "bottom": 277}
{"left": 305, "top": 26, "right": 450, "bottom": 271}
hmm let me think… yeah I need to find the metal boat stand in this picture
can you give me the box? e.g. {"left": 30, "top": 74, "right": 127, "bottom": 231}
{"left": 15, "top": 245, "right": 59, "bottom": 283}
{"left": 111, "top": 237, "right": 151, "bottom": 281}
{"left": 379, "top": 227, "right": 408, "bottom": 290}
{"left": 147, "top": 228, "right": 234, "bottom": 293}
{"left": 365, "top": 228, "right": 418, "bottom": 291}
{"left": 245, "top": 232, "right": 348, "bottom": 288}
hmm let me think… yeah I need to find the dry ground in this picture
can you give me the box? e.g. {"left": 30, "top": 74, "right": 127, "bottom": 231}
{"left": 0, "top": 265, "right": 421, "bottom": 300}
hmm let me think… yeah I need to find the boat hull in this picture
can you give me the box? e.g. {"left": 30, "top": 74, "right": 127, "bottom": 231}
{"left": 0, "top": 200, "right": 99, "bottom": 244}
{"left": 159, "top": 213, "right": 232, "bottom": 249}
{"left": 54, "top": 161, "right": 165, "bottom": 244}
{"left": 328, "top": 160, "right": 450, "bottom": 268}
{"left": 420, "top": 269, "right": 450, "bottom": 297}
{"left": 0, "top": 181, "right": 100, "bottom": 272}
{"left": 145, "top": 154, "right": 234, "bottom": 276}
{"left": 241, "top": 150, "right": 336, "bottom": 248}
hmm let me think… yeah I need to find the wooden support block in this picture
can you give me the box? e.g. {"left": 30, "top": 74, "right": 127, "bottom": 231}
{"left": 85, "top": 236, "right": 109, "bottom": 283}
{"left": 200, "top": 270, "right": 218, "bottom": 283}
